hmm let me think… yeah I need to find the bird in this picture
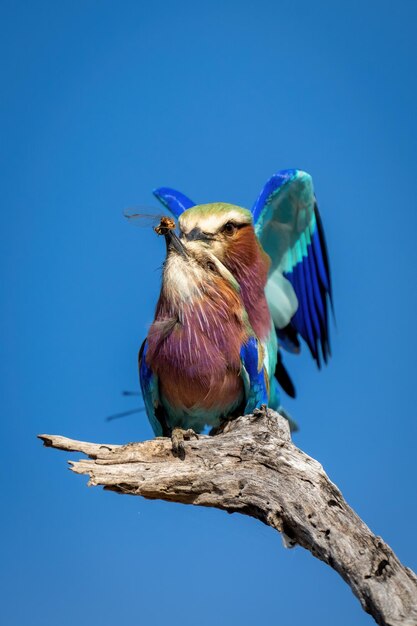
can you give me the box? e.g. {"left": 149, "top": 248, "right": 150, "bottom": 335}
{"left": 139, "top": 224, "right": 277, "bottom": 453}
{"left": 139, "top": 169, "right": 332, "bottom": 447}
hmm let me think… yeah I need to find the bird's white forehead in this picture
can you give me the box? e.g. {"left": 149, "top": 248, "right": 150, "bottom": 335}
{"left": 179, "top": 203, "right": 252, "bottom": 234}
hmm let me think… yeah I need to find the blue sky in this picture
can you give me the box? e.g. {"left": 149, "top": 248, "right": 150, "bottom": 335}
{"left": 1, "top": 1, "right": 416, "bottom": 624}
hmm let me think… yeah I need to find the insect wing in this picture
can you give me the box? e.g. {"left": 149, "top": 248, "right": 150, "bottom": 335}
{"left": 123, "top": 207, "right": 166, "bottom": 228}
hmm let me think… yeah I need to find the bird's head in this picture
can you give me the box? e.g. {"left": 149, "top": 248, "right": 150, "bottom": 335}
{"left": 176, "top": 203, "right": 271, "bottom": 292}
{"left": 177, "top": 203, "right": 254, "bottom": 265}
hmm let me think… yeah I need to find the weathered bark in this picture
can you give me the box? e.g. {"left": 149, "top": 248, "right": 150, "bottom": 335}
{"left": 39, "top": 408, "right": 417, "bottom": 626}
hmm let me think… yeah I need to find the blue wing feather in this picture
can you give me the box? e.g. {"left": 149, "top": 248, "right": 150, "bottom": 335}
{"left": 308, "top": 244, "right": 325, "bottom": 323}
{"left": 153, "top": 187, "right": 196, "bottom": 218}
{"left": 311, "top": 219, "right": 330, "bottom": 292}
{"left": 138, "top": 340, "right": 165, "bottom": 437}
{"left": 309, "top": 234, "right": 330, "bottom": 363}
{"left": 240, "top": 337, "right": 269, "bottom": 413}
{"left": 303, "top": 239, "right": 322, "bottom": 361}
{"left": 304, "top": 245, "right": 321, "bottom": 338}
{"left": 313, "top": 203, "right": 333, "bottom": 306}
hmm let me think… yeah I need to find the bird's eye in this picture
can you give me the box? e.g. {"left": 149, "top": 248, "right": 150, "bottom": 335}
{"left": 223, "top": 222, "right": 237, "bottom": 235}
{"left": 206, "top": 261, "right": 216, "bottom": 272}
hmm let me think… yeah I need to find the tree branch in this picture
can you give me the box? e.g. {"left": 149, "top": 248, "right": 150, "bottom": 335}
{"left": 39, "top": 408, "right": 417, "bottom": 626}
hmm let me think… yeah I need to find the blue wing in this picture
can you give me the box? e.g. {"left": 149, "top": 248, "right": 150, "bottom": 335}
{"left": 252, "top": 169, "right": 333, "bottom": 367}
{"left": 138, "top": 340, "right": 168, "bottom": 437}
{"left": 153, "top": 187, "right": 196, "bottom": 218}
{"left": 240, "top": 337, "right": 269, "bottom": 413}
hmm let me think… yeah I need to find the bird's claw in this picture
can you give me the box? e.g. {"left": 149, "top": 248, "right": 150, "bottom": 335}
{"left": 171, "top": 428, "right": 199, "bottom": 459}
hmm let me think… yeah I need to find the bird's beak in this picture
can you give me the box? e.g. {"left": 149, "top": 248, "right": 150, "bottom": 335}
{"left": 165, "top": 230, "right": 188, "bottom": 259}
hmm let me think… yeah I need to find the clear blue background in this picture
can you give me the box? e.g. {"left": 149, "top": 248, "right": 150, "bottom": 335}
{"left": 1, "top": 1, "right": 416, "bottom": 624}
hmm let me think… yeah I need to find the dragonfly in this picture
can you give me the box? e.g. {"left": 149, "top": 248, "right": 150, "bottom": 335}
{"left": 124, "top": 209, "right": 176, "bottom": 233}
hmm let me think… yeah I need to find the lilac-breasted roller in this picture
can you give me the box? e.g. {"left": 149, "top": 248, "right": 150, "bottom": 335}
{"left": 139, "top": 169, "right": 332, "bottom": 441}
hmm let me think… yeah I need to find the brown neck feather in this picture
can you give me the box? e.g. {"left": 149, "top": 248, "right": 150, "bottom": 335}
{"left": 224, "top": 226, "right": 271, "bottom": 340}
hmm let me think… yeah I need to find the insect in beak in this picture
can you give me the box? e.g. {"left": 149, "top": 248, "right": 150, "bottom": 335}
{"left": 154, "top": 216, "right": 188, "bottom": 258}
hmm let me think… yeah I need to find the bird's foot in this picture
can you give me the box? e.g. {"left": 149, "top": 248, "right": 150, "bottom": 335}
{"left": 171, "top": 428, "right": 199, "bottom": 459}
